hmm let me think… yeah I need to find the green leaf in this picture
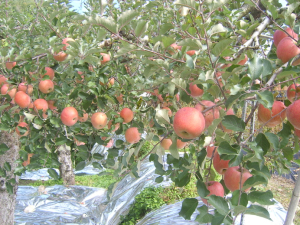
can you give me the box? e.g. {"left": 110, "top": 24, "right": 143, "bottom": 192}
{"left": 248, "top": 55, "right": 263, "bottom": 80}
{"left": 162, "top": 36, "right": 175, "bottom": 48}
{"left": 179, "top": 198, "right": 198, "bottom": 220}
{"left": 155, "top": 176, "right": 164, "bottom": 183}
{"left": 231, "top": 190, "right": 248, "bottom": 207}
{"left": 178, "top": 38, "right": 202, "bottom": 50}
{"left": 209, "top": 24, "right": 227, "bottom": 36}
{"left": 55, "top": 137, "right": 68, "bottom": 145}
{"left": 265, "top": 132, "right": 279, "bottom": 151}
{"left": 155, "top": 107, "right": 170, "bottom": 127}
{"left": 256, "top": 90, "right": 274, "bottom": 108}
{"left": 218, "top": 141, "right": 238, "bottom": 155}
{"left": 169, "top": 135, "right": 179, "bottom": 159}
{"left": 255, "top": 133, "right": 270, "bottom": 155}
{"left": 283, "top": 147, "right": 294, "bottom": 161}
{"left": 0, "top": 104, "right": 9, "bottom": 112}
{"left": 88, "top": 15, "right": 117, "bottom": 34}
{"left": 6, "top": 182, "right": 13, "bottom": 195}
{"left": 174, "top": 0, "right": 196, "bottom": 9}
{"left": 4, "top": 162, "right": 11, "bottom": 171}
{"left": 197, "top": 179, "right": 209, "bottom": 198}
{"left": 261, "top": 59, "right": 273, "bottom": 77}
{"left": 0, "top": 143, "right": 9, "bottom": 155}
{"left": 149, "top": 154, "right": 165, "bottom": 175}
{"left": 207, "top": 195, "right": 230, "bottom": 216}
{"left": 248, "top": 190, "right": 275, "bottom": 205}
{"left": 107, "top": 181, "right": 119, "bottom": 201}
{"left": 92, "top": 162, "right": 103, "bottom": 169}
{"left": 245, "top": 205, "right": 271, "bottom": 220}
{"left": 186, "top": 54, "right": 194, "bottom": 69}
{"left": 222, "top": 115, "right": 245, "bottom": 132}
{"left": 172, "top": 78, "right": 187, "bottom": 90}
{"left": 225, "top": 91, "right": 244, "bottom": 109}
{"left": 118, "top": 10, "right": 139, "bottom": 31}
{"left": 211, "top": 39, "right": 234, "bottom": 57}
{"left": 115, "top": 45, "right": 137, "bottom": 57}
{"left": 175, "top": 169, "right": 191, "bottom": 187}
{"left": 48, "top": 168, "right": 59, "bottom": 180}
{"left": 195, "top": 205, "right": 212, "bottom": 223}
{"left": 75, "top": 161, "right": 86, "bottom": 171}
{"left": 134, "top": 20, "right": 149, "bottom": 37}
{"left": 242, "top": 175, "right": 267, "bottom": 191}
{"left": 159, "top": 23, "right": 174, "bottom": 35}
{"left": 93, "top": 153, "right": 104, "bottom": 160}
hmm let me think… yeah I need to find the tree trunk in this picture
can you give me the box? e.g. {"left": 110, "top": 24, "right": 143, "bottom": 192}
{"left": 58, "top": 144, "right": 75, "bottom": 185}
{"left": 0, "top": 131, "right": 20, "bottom": 225}
{"left": 284, "top": 169, "right": 300, "bottom": 225}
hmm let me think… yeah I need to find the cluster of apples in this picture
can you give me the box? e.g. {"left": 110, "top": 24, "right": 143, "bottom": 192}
{"left": 1, "top": 37, "right": 114, "bottom": 138}
{"left": 168, "top": 103, "right": 252, "bottom": 202}
{"left": 169, "top": 43, "right": 196, "bottom": 56}
{"left": 53, "top": 38, "right": 110, "bottom": 64}
{"left": 274, "top": 27, "right": 300, "bottom": 66}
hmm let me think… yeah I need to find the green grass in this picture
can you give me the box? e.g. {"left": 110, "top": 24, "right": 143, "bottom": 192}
{"left": 19, "top": 171, "right": 119, "bottom": 189}
{"left": 119, "top": 176, "right": 198, "bottom": 225}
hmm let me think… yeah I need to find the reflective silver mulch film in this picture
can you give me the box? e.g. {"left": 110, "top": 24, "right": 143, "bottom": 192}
{"left": 137, "top": 198, "right": 288, "bottom": 225}
{"left": 15, "top": 185, "right": 107, "bottom": 225}
{"left": 16, "top": 137, "right": 291, "bottom": 225}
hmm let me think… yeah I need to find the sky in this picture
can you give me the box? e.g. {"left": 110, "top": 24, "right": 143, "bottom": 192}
{"left": 69, "top": 0, "right": 288, "bottom": 14}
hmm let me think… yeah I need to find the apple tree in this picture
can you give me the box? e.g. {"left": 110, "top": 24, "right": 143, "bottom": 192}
{"left": 0, "top": 0, "right": 300, "bottom": 224}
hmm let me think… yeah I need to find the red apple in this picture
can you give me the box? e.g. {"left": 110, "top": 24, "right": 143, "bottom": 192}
{"left": 39, "top": 79, "right": 54, "bottom": 94}
{"left": 53, "top": 51, "right": 68, "bottom": 61}
{"left": 294, "top": 128, "right": 300, "bottom": 139}
{"left": 257, "top": 101, "right": 286, "bottom": 127}
{"left": 125, "top": 127, "right": 141, "bottom": 144}
{"left": 287, "top": 83, "right": 300, "bottom": 102}
{"left": 62, "top": 38, "right": 75, "bottom": 51}
{"left": 189, "top": 83, "right": 204, "bottom": 97}
{"left": 276, "top": 37, "right": 300, "bottom": 65}
{"left": 47, "top": 100, "right": 57, "bottom": 111}
{"left": 91, "top": 112, "right": 107, "bottom": 129}
{"left": 78, "top": 112, "right": 88, "bottom": 122}
{"left": 160, "top": 138, "right": 172, "bottom": 150}
{"left": 18, "top": 83, "right": 33, "bottom": 95}
{"left": 100, "top": 53, "right": 110, "bottom": 65}
{"left": 173, "top": 107, "right": 205, "bottom": 139}
{"left": 286, "top": 99, "right": 300, "bottom": 129}
{"left": 41, "top": 67, "right": 55, "bottom": 80}
{"left": 186, "top": 50, "right": 196, "bottom": 56}
{"left": 16, "top": 122, "right": 29, "bottom": 137}
{"left": 237, "top": 55, "right": 248, "bottom": 65}
{"left": 33, "top": 99, "right": 48, "bottom": 119}
{"left": 195, "top": 100, "right": 220, "bottom": 129}
{"left": 170, "top": 43, "right": 182, "bottom": 50}
{"left": 61, "top": 107, "right": 78, "bottom": 126}
{"left": 0, "top": 75, "right": 7, "bottom": 86}
{"left": 273, "top": 27, "right": 298, "bottom": 47}
{"left": 206, "top": 144, "right": 217, "bottom": 158}
{"left": 1, "top": 84, "right": 17, "bottom": 98}
{"left": 14, "top": 91, "right": 31, "bottom": 108}
{"left": 224, "top": 166, "right": 252, "bottom": 192}
{"left": 213, "top": 152, "right": 229, "bottom": 175}
{"left": 201, "top": 181, "right": 225, "bottom": 205}
{"left": 162, "top": 107, "right": 172, "bottom": 117}
{"left": 6, "top": 61, "right": 17, "bottom": 70}
{"left": 120, "top": 108, "right": 134, "bottom": 123}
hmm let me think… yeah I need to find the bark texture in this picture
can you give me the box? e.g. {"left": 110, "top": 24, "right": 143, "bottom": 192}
{"left": 58, "top": 144, "right": 75, "bottom": 185}
{"left": 0, "top": 131, "right": 20, "bottom": 225}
